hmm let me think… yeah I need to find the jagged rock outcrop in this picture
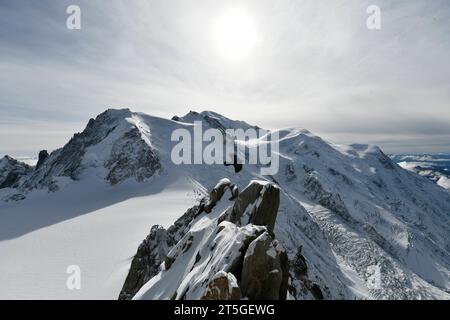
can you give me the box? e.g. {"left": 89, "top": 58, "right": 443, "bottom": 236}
{"left": 0, "top": 156, "right": 33, "bottom": 189}
{"left": 240, "top": 232, "right": 289, "bottom": 300}
{"left": 104, "top": 127, "right": 161, "bottom": 185}
{"left": 292, "top": 246, "right": 308, "bottom": 276}
{"left": 303, "top": 174, "right": 352, "bottom": 221}
{"left": 203, "top": 271, "right": 241, "bottom": 300}
{"left": 121, "top": 179, "right": 295, "bottom": 300}
{"left": 119, "top": 203, "right": 203, "bottom": 300}
{"left": 35, "top": 150, "right": 49, "bottom": 170}
{"left": 204, "top": 178, "right": 238, "bottom": 213}
{"left": 118, "top": 225, "right": 168, "bottom": 300}
{"left": 289, "top": 246, "right": 324, "bottom": 300}
{"left": 226, "top": 181, "right": 280, "bottom": 233}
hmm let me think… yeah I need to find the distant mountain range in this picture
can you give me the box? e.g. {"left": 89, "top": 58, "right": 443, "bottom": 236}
{"left": 1, "top": 109, "right": 449, "bottom": 300}
{"left": 390, "top": 153, "right": 450, "bottom": 191}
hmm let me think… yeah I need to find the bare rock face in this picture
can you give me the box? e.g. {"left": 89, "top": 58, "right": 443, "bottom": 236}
{"left": 289, "top": 246, "right": 324, "bottom": 300}
{"left": 292, "top": 246, "right": 308, "bottom": 276}
{"left": 240, "top": 232, "right": 289, "bottom": 300}
{"left": 203, "top": 271, "right": 241, "bottom": 300}
{"left": 119, "top": 225, "right": 168, "bottom": 300}
{"left": 304, "top": 174, "right": 351, "bottom": 222}
{"left": 249, "top": 184, "right": 280, "bottom": 233}
{"left": 36, "top": 150, "right": 49, "bottom": 170}
{"left": 0, "top": 156, "right": 33, "bottom": 189}
{"left": 105, "top": 127, "right": 161, "bottom": 185}
{"left": 228, "top": 181, "right": 280, "bottom": 233}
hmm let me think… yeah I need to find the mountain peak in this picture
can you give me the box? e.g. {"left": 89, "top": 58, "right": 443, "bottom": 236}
{"left": 0, "top": 155, "right": 13, "bottom": 164}
{"left": 172, "top": 110, "right": 257, "bottom": 131}
{"left": 0, "top": 155, "right": 31, "bottom": 168}
{"left": 87, "top": 108, "right": 133, "bottom": 126}
{"left": 100, "top": 107, "right": 132, "bottom": 117}
{"left": 2, "top": 107, "right": 161, "bottom": 194}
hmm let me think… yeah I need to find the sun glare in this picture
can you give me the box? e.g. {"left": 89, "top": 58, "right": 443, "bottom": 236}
{"left": 213, "top": 8, "right": 260, "bottom": 61}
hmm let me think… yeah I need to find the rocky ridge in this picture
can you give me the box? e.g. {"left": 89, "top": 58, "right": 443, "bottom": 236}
{"left": 120, "top": 179, "right": 317, "bottom": 300}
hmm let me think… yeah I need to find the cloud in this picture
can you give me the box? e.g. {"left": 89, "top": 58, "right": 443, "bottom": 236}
{"left": 0, "top": 0, "right": 449, "bottom": 155}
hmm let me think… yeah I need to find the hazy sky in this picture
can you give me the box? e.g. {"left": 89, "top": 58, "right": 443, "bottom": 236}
{"left": 1, "top": 0, "right": 449, "bottom": 156}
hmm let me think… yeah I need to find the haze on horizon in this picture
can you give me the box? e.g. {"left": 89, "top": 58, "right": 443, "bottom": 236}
{"left": 1, "top": 0, "right": 449, "bottom": 156}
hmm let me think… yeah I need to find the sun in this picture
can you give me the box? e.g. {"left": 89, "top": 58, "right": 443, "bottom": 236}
{"left": 212, "top": 7, "right": 260, "bottom": 61}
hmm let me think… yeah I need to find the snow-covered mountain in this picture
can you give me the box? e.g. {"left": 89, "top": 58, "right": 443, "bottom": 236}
{"left": 391, "top": 153, "right": 450, "bottom": 191}
{"left": 1, "top": 108, "right": 449, "bottom": 300}
{"left": 0, "top": 156, "right": 33, "bottom": 190}
{"left": 2, "top": 109, "right": 161, "bottom": 198}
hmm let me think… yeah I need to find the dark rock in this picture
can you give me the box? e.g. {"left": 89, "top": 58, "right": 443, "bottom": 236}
{"left": 36, "top": 150, "right": 49, "bottom": 170}
{"left": 221, "top": 223, "right": 266, "bottom": 280}
{"left": 0, "top": 172, "right": 21, "bottom": 189}
{"left": 240, "top": 232, "right": 289, "bottom": 300}
{"left": 250, "top": 184, "right": 280, "bottom": 234}
{"left": 105, "top": 128, "right": 161, "bottom": 185}
{"left": 276, "top": 240, "right": 290, "bottom": 299}
{"left": 0, "top": 156, "right": 33, "bottom": 189}
{"left": 310, "top": 284, "right": 324, "bottom": 300}
{"left": 288, "top": 246, "right": 326, "bottom": 300}
{"left": 164, "top": 256, "right": 176, "bottom": 270}
{"left": 4, "top": 193, "right": 26, "bottom": 202}
{"left": 203, "top": 272, "right": 241, "bottom": 300}
{"left": 377, "top": 151, "right": 396, "bottom": 170}
{"left": 285, "top": 163, "right": 297, "bottom": 181}
{"left": 229, "top": 181, "right": 280, "bottom": 233}
{"left": 292, "top": 246, "right": 308, "bottom": 276}
{"left": 304, "top": 175, "right": 351, "bottom": 221}
{"left": 119, "top": 225, "right": 168, "bottom": 300}
{"left": 119, "top": 202, "right": 202, "bottom": 299}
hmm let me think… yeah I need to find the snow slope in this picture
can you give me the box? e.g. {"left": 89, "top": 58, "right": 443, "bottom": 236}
{"left": 1, "top": 109, "right": 450, "bottom": 299}
{"left": 0, "top": 173, "right": 197, "bottom": 299}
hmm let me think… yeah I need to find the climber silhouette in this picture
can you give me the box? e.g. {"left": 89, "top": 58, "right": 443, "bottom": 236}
{"left": 224, "top": 154, "right": 243, "bottom": 173}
